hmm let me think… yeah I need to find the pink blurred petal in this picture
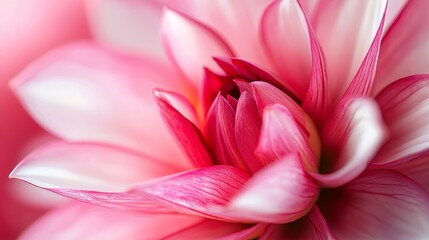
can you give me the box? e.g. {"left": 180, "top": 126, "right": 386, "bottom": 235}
{"left": 11, "top": 42, "right": 193, "bottom": 170}
{"left": 10, "top": 142, "right": 179, "bottom": 192}
{"left": 86, "top": 0, "right": 166, "bottom": 61}
{"left": 373, "top": 0, "right": 429, "bottom": 95}
{"left": 311, "top": 97, "right": 386, "bottom": 188}
{"left": 394, "top": 156, "right": 429, "bottom": 192}
{"left": 259, "top": 207, "right": 334, "bottom": 240}
{"left": 256, "top": 104, "right": 318, "bottom": 172}
{"left": 319, "top": 170, "right": 429, "bottom": 239}
{"left": 225, "top": 153, "right": 318, "bottom": 223}
{"left": 261, "top": 0, "right": 312, "bottom": 99}
{"left": 373, "top": 75, "right": 429, "bottom": 166}
{"left": 206, "top": 95, "right": 247, "bottom": 171}
{"left": 218, "top": 223, "right": 266, "bottom": 240}
{"left": 155, "top": 94, "right": 213, "bottom": 168}
{"left": 19, "top": 202, "right": 202, "bottom": 240}
{"left": 235, "top": 92, "right": 263, "bottom": 173}
{"left": 161, "top": 9, "right": 234, "bottom": 93}
{"left": 313, "top": 0, "right": 387, "bottom": 104}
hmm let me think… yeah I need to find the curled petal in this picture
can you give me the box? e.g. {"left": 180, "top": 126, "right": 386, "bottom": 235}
{"left": 311, "top": 97, "right": 386, "bottom": 188}
{"left": 374, "top": 75, "right": 429, "bottom": 166}
{"left": 256, "top": 104, "right": 318, "bottom": 172}
{"left": 10, "top": 42, "right": 193, "bottom": 170}
{"left": 319, "top": 170, "right": 429, "bottom": 239}
{"left": 225, "top": 153, "right": 319, "bottom": 224}
{"left": 161, "top": 9, "right": 234, "bottom": 93}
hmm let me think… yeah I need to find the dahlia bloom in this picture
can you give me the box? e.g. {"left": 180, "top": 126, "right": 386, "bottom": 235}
{"left": 0, "top": 1, "right": 88, "bottom": 238}
{"left": 9, "top": 0, "right": 429, "bottom": 239}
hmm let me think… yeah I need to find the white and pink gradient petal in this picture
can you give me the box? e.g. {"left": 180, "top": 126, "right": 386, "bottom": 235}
{"left": 261, "top": 0, "right": 312, "bottom": 100}
{"left": 161, "top": 9, "right": 234, "bottom": 94}
{"left": 373, "top": 75, "right": 429, "bottom": 166}
{"left": 319, "top": 170, "right": 429, "bottom": 239}
{"left": 312, "top": 0, "right": 387, "bottom": 105}
{"left": 373, "top": 0, "right": 429, "bottom": 95}
{"left": 11, "top": 42, "right": 193, "bottom": 170}
{"left": 18, "top": 202, "right": 203, "bottom": 240}
{"left": 310, "top": 97, "right": 386, "bottom": 188}
{"left": 9, "top": 141, "right": 180, "bottom": 192}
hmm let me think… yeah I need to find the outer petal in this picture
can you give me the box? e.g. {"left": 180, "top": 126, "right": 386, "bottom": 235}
{"left": 394, "top": 156, "right": 429, "bottom": 192}
{"left": 319, "top": 170, "right": 429, "bottom": 239}
{"left": 85, "top": 0, "right": 166, "bottom": 61}
{"left": 11, "top": 42, "right": 192, "bottom": 169}
{"left": 256, "top": 104, "right": 318, "bottom": 172}
{"left": 311, "top": 97, "right": 386, "bottom": 188}
{"left": 225, "top": 154, "right": 319, "bottom": 224}
{"left": 259, "top": 207, "right": 334, "bottom": 240}
{"left": 373, "top": 0, "right": 429, "bottom": 95}
{"left": 313, "top": 0, "right": 387, "bottom": 104}
{"left": 10, "top": 142, "right": 179, "bottom": 192}
{"left": 18, "top": 202, "right": 202, "bottom": 240}
{"left": 261, "top": 0, "right": 312, "bottom": 99}
{"left": 161, "top": 9, "right": 234, "bottom": 93}
{"left": 373, "top": 75, "right": 429, "bottom": 166}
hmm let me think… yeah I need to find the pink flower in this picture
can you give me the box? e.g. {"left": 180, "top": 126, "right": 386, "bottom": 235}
{"left": 0, "top": 1, "right": 89, "bottom": 238}
{"left": 9, "top": 0, "right": 429, "bottom": 239}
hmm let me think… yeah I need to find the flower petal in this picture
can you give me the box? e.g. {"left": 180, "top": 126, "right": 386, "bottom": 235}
{"left": 86, "top": 0, "right": 166, "bottom": 61}
{"left": 259, "top": 207, "right": 335, "bottom": 240}
{"left": 393, "top": 156, "right": 429, "bottom": 192}
{"left": 235, "top": 92, "right": 263, "bottom": 173}
{"left": 313, "top": 0, "right": 387, "bottom": 104}
{"left": 319, "top": 170, "right": 429, "bottom": 239}
{"left": 10, "top": 42, "right": 193, "bottom": 170}
{"left": 161, "top": 9, "right": 234, "bottom": 93}
{"left": 373, "top": 75, "right": 429, "bottom": 166}
{"left": 225, "top": 153, "right": 319, "bottom": 223}
{"left": 373, "top": 0, "right": 429, "bottom": 95}
{"left": 155, "top": 93, "right": 212, "bottom": 168}
{"left": 261, "top": 0, "right": 312, "bottom": 99}
{"left": 19, "top": 202, "right": 202, "bottom": 240}
{"left": 256, "top": 104, "right": 318, "bottom": 172}
{"left": 10, "top": 142, "right": 179, "bottom": 192}
{"left": 311, "top": 97, "right": 386, "bottom": 188}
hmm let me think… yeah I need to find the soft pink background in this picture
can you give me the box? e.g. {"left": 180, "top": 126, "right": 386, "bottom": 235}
{"left": 0, "top": 1, "right": 90, "bottom": 238}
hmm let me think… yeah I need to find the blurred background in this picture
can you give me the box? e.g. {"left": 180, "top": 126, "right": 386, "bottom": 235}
{"left": 0, "top": 0, "right": 90, "bottom": 238}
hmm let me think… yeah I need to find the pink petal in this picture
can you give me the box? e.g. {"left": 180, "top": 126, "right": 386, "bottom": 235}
{"left": 225, "top": 153, "right": 319, "bottom": 223}
{"left": 161, "top": 9, "right": 234, "bottom": 93}
{"left": 19, "top": 202, "right": 203, "bottom": 240}
{"left": 312, "top": 0, "right": 387, "bottom": 104}
{"left": 162, "top": 219, "right": 254, "bottom": 240}
{"left": 373, "top": 75, "right": 429, "bottom": 166}
{"left": 10, "top": 42, "right": 193, "bottom": 170}
{"left": 10, "top": 142, "right": 179, "bottom": 192}
{"left": 319, "top": 170, "right": 429, "bottom": 239}
{"left": 261, "top": 0, "right": 312, "bottom": 99}
{"left": 259, "top": 207, "right": 334, "bottom": 240}
{"left": 342, "top": 10, "right": 385, "bottom": 98}
{"left": 235, "top": 92, "right": 263, "bottom": 173}
{"left": 393, "top": 156, "right": 429, "bottom": 192}
{"left": 86, "top": 0, "right": 166, "bottom": 61}
{"left": 311, "top": 97, "right": 386, "bottom": 188}
{"left": 206, "top": 95, "right": 247, "bottom": 171}
{"left": 256, "top": 104, "right": 319, "bottom": 172}
{"left": 155, "top": 94, "right": 212, "bottom": 168}
{"left": 158, "top": 0, "right": 272, "bottom": 67}
{"left": 218, "top": 223, "right": 266, "bottom": 240}
{"left": 251, "top": 81, "right": 306, "bottom": 130}
{"left": 373, "top": 0, "right": 429, "bottom": 95}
